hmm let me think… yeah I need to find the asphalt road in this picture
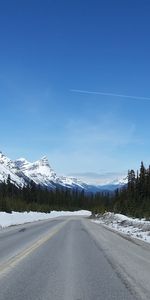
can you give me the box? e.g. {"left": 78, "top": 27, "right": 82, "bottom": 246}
{"left": 0, "top": 217, "right": 150, "bottom": 300}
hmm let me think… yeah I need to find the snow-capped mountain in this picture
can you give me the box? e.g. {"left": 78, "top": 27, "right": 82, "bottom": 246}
{"left": 14, "top": 156, "right": 87, "bottom": 190}
{"left": 15, "top": 157, "right": 57, "bottom": 188}
{"left": 0, "top": 152, "right": 127, "bottom": 192}
{"left": 68, "top": 172, "right": 127, "bottom": 191}
{"left": 0, "top": 152, "right": 25, "bottom": 187}
{"left": 94, "top": 177, "right": 127, "bottom": 191}
{"left": 0, "top": 152, "right": 87, "bottom": 190}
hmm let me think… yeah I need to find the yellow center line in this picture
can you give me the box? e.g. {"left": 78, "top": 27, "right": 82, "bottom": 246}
{"left": 0, "top": 220, "right": 68, "bottom": 277}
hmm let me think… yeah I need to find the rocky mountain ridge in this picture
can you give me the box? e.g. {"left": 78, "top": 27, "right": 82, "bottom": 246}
{"left": 0, "top": 152, "right": 127, "bottom": 192}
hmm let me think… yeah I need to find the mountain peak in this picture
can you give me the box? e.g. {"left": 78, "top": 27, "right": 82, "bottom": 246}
{"left": 0, "top": 151, "right": 127, "bottom": 192}
{"left": 0, "top": 151, "right": 6, "bottom": 159}
{"left": 39, "top": 156, "right": 49, "bottom": 166}
{"left": 0, "top": 153, "right": 25, "bottom": 187}
{"left": 0, "top": 152, "right": 14, "bottom": 167}
{"left": 15, "top": 158, "right": 30, "bottom": 169}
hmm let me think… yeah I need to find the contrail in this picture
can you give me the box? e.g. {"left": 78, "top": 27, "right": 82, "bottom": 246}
{"left": 70, "top": 89, "right": 150, "bottom": 100}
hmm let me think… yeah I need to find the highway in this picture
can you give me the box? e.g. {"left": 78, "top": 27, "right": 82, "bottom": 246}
{"left": 0, "top": 217, "right": 150, "bottom": 300}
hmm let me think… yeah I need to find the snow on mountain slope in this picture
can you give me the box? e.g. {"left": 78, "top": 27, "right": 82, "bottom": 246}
{"left": 15, "top": 156, "right": 57, "bottom": 188}
{"left": 95, "top": 177, "right": 127, "bottom": 191}
{"left": 68, "top": 172, "right": 127, "bottom": 191}
{"left": 0, "top": 152, "right": 17, "bottom": 172}
{"left": 15, "top": 156, "right": 88, "bottom": 190}
{"left": 0, "top": 152, "right": 25, "bottom": 187}
{"left": 0, "top": 151, "right": 126, "bottom": 191}
{"left": 109, "top": 177, "right": 127, "bottom": 186}
{"left": 58, "top": 175, "right": 88, "bottom": 190}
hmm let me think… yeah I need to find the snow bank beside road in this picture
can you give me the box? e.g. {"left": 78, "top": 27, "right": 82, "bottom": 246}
{"left": 0, "top": 210, "right": 91, "bottom": 228}
{"left": 92, "top": 212, "right": 150, "bottom": 243}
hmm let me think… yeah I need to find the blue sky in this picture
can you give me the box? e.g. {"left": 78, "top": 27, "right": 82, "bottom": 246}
{"left": 0, "top": 0, "right": 150, "bottom": 175}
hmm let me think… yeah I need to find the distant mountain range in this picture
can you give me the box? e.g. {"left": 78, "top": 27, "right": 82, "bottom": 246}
{"left": 0, "top": 152, "right": 127, "bottom": 192}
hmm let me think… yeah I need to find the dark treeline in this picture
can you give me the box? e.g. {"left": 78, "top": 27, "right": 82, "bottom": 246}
{"left": 114, "top": 162, "right": 150, "bottom": 219}
{"left": 0, "top": 162, "right": 150, "bottom": 218}
{"left": 0, "top": 175, "right": 111, "bottom": 214}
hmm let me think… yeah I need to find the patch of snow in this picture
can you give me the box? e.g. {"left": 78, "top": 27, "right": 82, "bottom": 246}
{"left": 0, "top": 210, "right": 91, "bottom": 228}
{"left": 92, "top": 212, "right": 150, "bottom": 244}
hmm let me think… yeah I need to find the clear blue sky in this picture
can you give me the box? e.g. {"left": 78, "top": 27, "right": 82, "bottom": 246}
{"left": 0, "top": 0, "right": 150, "bottom": 175}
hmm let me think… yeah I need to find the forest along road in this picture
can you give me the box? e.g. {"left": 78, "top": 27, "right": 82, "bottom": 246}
{"left": 0, "top": 217, "right": 150, "bottom": 300}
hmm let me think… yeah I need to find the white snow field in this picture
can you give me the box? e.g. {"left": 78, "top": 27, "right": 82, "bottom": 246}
{"left": 92, "top": 212, "right": 150, "bottom": 243}
{"left": 0, "top": 210, "right": 91, "bottom": 228}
